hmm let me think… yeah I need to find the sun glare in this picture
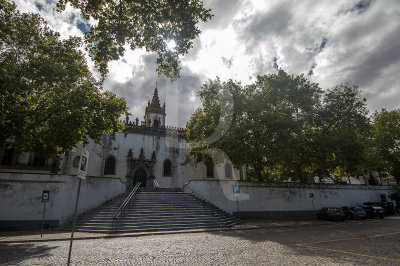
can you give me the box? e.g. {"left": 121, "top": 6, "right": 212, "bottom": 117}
{"left": 167, "top": 40, "right": 176, "bottom": 50}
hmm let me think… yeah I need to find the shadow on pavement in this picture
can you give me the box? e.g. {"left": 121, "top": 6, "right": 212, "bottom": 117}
{"left": 208, "top": 217, "right": 400, "bottom": 265}
{"left": 0, "top": 242, "right": 58, "bottom": 265}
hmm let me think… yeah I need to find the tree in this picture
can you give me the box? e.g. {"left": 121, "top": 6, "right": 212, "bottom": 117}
{"left": 187, "top": 78, "right": 245, "bottom": 167}
{"left": 372, "top": 109, "right": 400, "bottom": 179}
{"left": 57, "top": 0, "right": 213, "bottom": 80}
{"left": 0, "top": 0, "right": 128, "bottom": 158}
{"left": 187, "top": 70, "right": 323, "bottom": 182}
{"left": 318, "top": 84, "right": 371, "bottom": 182}
{"left": 187, "top": 71, "right": 375, "bottom": 183}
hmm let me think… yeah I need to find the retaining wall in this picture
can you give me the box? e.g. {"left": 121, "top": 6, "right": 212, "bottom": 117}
{"left": 185, "top": 180, "right": 392, "bottom": 217}
{"left": 0, "top": 172, "right": 125, "bottom": 229}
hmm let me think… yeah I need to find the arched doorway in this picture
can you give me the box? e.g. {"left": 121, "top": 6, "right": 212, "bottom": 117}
{"left": 134, "top": 167, "right": 147, "bottom": 188}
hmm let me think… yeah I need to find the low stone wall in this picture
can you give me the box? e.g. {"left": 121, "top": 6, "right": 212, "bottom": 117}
{"left": 185, "top": 180, "right": 392, "bottom": 218}
{"left": 0, "top": 172, "right": 125, "bottom": 229}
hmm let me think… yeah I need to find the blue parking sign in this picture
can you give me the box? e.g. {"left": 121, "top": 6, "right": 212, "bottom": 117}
{"left": 233, "top": 185, "right": 240, "bottom": 194}
{"left": 42, "top": 190, "right": 50, "bottom": 202}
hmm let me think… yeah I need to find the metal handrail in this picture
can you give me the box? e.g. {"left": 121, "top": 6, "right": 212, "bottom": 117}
{"left": 112, "top": 182, "right": 141, "bottom": 230}
{"left": 153, "top": 179, "right": 160, "bottom": 188}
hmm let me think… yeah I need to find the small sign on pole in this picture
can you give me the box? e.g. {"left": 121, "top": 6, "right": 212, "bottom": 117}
{"left": 233, "top": 185, "right": 240, "bottom": 195}
{"left": 68, "top": 148, "right": 89, "bottom": 265}
{"left": 42, "top": 190, "right": 50, "bottom": 202}
{"left": 308, "top": 191, "right": 315, "bottom": 212}
{"left": 77, "top": 149, "right": 89, "bottom": 179}
{"left": 41, "top": 190, "right": 50, "bottom": 237}
{"left": 233, "top": 185, "right": 241, "bottom": 214}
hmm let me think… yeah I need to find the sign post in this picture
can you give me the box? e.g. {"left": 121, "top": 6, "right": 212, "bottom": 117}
{"left": 67, "top": 148, "right": 89, "bottom": 266}
{"left": 233, "top": 185, "right": 240, "bottom": 214}
{"left": 308, "top": 191, "right": 315, "bottom": 212}
{"left": 41, "top": 190, "right": 50, "bottom": 237}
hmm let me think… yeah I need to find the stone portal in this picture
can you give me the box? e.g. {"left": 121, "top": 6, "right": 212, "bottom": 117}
{"left": 134, "top": 167, "right": 147, "bottom": 188}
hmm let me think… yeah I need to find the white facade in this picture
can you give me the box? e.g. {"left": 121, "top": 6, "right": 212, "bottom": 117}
{"left": 58, "top": 88, "right": 246, "bottom": 190}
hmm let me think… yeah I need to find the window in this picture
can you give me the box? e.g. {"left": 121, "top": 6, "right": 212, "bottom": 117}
{"left": 207, "top": 164, "right": 214, "bottom": 178}
{"left": 225, "top": 163, "right": 232, "bottom": 178}
{"left": 163, "top": 159, "right": 172, "bottom": 176}
{"left": 72, "top": 156, "right": 80, "bottom": 167}
{"left": 104, "top": 156, "right": 116, "bottom": 175}
{"left": 32, "top": 154, "right": 46, "bottom": 167}
{"left": 1, "top": 148, "right": 15, "bottom": 165}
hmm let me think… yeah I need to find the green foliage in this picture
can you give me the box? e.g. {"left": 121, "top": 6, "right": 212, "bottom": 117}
{"left": 57, "top": 0, "right": 213, "bottom": 81}
{"left": 0, "top": 0, "right": 128, "bottom": 158}
{"left": 372, "top": 109, "right": 400, "bottom": 178}
{"left": 187, "top": 70, "right": 372, "bottom": 183}
{"left": 318, "top": 84, "right": 371, "bottom": 179}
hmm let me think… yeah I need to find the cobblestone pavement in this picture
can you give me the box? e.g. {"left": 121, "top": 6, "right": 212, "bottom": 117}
{"left": 1, "top": 218, "right": 399, "bottom": 265}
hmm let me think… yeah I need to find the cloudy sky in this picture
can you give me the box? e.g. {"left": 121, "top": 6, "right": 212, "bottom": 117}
{"left": 14, "top": 0, "right": 400, "bottom": 127}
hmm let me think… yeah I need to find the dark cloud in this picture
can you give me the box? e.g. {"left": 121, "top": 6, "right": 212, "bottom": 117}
{"left": 308, "top": 63, "right": 317, "bottom": 76}
{"left": 340, "top": 0, "right": 373, "bottom": 15}
{"left": 307, "top": 38, "right": 328, "bottom": 54}
{"left": 34, "top": 1, "right": 43, "bottom": 10}
{"left": 104, "top": 53, "right": 205, "bottom": 127}
{"left": 170, "top": 69, "right": 205, "bottom": 127}
{"left": 273, "top": 57, "right": 279, "bottom": 70}
{"left": 221, "top": 57, "right": 233, "bottom": 68}
{"left": 201, "top": 0, "right": 242, "bottom": 30}
{"left": 103, "top": 54, "right": 159, "bottom": 121}
{"left": 184, "top": 37, "right": 203, "bottom": 61}
{"left": 344, "top": 26, "right": 400, "bottom": 88}
{"left": 238, "top": 4, "right": 292, "bottom": 52}
{"left": 318, "top": 38, "right": 328, "bottom": 53}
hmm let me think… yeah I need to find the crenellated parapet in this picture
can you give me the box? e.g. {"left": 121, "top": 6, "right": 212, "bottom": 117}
{"left": 123, "top": 118, "right": 186, "bottom": 139}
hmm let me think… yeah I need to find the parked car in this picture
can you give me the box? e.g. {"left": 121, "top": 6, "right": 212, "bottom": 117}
{"left": 363, "top": 201, "right": 395, "bottom": 216}
{"left": 363, "top": 206, "right": 385, "bottom": 219}
{"left": 341, "top": 206, "right": 367, "bottom": 220}
{"left": 317, "top": 207, "right": 345, "bottom": 221}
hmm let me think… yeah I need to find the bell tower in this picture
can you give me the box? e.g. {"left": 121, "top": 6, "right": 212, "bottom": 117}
{"left": 144, "top": 86, "right": 166, "bottom": 127}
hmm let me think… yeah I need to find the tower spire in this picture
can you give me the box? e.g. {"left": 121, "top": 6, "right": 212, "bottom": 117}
{"left": 144, "top": 85, "right": 166, "bottom": 127}
{"left": 150, "top": 87, "right": 161, "bottom": 109}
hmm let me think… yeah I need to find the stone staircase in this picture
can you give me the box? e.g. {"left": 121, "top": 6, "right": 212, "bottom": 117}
{"left": 69, "top": 189, "right": 240, "bottom": 233}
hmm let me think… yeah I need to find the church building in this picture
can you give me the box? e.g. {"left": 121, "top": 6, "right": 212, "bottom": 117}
{"left": 0, "top": 86, "right": 246, "bottom": 190}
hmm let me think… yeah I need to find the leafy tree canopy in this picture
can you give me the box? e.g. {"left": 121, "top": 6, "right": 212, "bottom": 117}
{"left": 372, "top": 109, "right": 400, "bottom": 178}
{"left": 319, "top": 84, "right": 371, "bottom": 180}
{"left": 187, "top": 70, "right": 372, "bottom": 183}
{"left": 57, "top": 0, "right": 213, "bottom": 80}
{"left": 0, "top": 0, "right": 128, "bottom": 158}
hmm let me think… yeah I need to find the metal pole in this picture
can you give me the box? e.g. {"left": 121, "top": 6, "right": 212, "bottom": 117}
{"left": 41, "top": 201, "right": 46, "bottom": 237}
{"left": 236, "top": 196, "right": 239, "bottom": 214}
{"left": 67, "top": 178, "right": 82, "bottom": 266}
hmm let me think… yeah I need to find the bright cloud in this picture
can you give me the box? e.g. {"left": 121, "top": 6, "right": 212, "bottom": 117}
{"left": 11, "top": 0, "right": 400, "bottom": 126}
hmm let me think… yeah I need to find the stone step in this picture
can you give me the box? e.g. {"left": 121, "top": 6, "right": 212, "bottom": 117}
{"left": 77, "top": 215, "right": 228, "bottom": 224}
{"left": 74, "top": 224, "right": 229, "bottom": 233}
{"left": 67, "top": 190, "right": 239, "bottom": 233}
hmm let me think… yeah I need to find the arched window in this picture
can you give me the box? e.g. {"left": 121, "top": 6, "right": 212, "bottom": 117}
{"left": 104, "top": 156, "right": 116, "bottom": 175}
{"left": 72, "top": 156, "right": 80, "bottom": 167}
{"left": 163, "top": 159, "right": 172, "bottom": 176}
{"left": 207, "top": 164, "right": 214, "bottom": 178}
{"left": 225, "top": 163, "right": 232, "bottom": 178}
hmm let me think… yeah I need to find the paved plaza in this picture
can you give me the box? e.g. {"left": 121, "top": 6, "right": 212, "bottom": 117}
{"left": 1, "top": 217, "right": 399, "bottom": 265}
